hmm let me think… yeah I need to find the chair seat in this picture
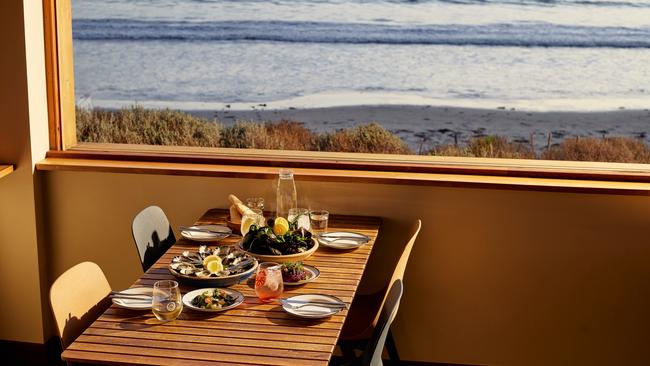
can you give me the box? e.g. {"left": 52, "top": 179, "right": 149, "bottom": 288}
{"left": 340, "top": 288, "right": 386, "bottom": 341}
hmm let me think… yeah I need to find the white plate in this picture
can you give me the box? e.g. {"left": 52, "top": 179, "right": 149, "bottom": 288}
{"left": 111, "top": 287, "right": 153, "bottom": 310}
{"left": 283, "top": 264, "right": 321, "bottom": 286}
{"left": 317, "top": 231, "right": 370, "bottom": 250}
{"left": 182, "top": 288, "right": 245, "bottom": 312}
{"left": 181, "top": 225, "right": 231, "bottom": 242}
{"left": 281, "top": 294, "right": 346, "bottom": 318}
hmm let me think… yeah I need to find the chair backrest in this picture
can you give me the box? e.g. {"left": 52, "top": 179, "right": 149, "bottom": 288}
{"left": 50, "top": 261, "right": 112, "bottom": 349}
{"left": 132, "top": 205, "right": 176, "bottom": 272}
{"left": 362, "top": 279, "right": 404, "bottom": 366}
{"left": 372, "top": 219, "right": 420, "bottom": 327}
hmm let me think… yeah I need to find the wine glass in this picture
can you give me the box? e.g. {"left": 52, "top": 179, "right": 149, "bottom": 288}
{"left": 255, "top": 262, "right": 283, "bottom": 302}
{"left": 152, "top": 280, "right": 182, "bottom": 322}
{"left": 246, "top": 197, "right": 265, "bottom": 212}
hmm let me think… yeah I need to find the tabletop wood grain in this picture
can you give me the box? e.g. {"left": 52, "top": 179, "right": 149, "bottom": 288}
{"left": 62, "top": 208, "right": 381, "bottom": 365}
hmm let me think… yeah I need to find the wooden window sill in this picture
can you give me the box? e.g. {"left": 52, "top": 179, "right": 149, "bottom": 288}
{"left": 35, "top": 157, "right": 650, "bottom": 195}
{"left": 0, "top": 165, "right": 14, "bottom": 179}
{"left": 48, "top": 143, "right": 650, "bottom": 183}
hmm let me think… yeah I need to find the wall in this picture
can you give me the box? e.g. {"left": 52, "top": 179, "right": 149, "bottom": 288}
{"left": 0, "top": 0, "right": 49, "bottom": 344}
{"left": 43, "top": 170, "right": 650, "bottom": 365}
{"left": 2, "top": 0, "right": 650, "bottom": 363}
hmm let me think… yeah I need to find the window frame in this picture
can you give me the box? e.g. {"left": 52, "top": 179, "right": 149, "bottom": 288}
{"left": 43, "top": 0, "right": 650, "bottom": 185}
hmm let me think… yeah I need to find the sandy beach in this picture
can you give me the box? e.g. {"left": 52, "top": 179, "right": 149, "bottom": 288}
{"left": 188, "top": 105, "right": 650, "bottom": 152}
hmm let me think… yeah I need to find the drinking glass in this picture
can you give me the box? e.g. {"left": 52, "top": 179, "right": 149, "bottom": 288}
{"left": 309, "top": 210, "right": 329, "bottom": 233}
{"left": 288, "top": 207, "right": 310, "bottom": 231}
{"left": 246, "top": 197, "right": 265, "bottom": 212}
{"left": 255, "top": 262, "right": 283, "bottom": 302}
{"left": 241, "top": 208, "right": 265, "bottom": 235}
{"left": 152, "top": 280, "right": 182, "bottom": 322}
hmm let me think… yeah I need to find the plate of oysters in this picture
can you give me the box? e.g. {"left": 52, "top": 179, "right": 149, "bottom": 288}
{"left": 169, "top": 245, "right": 258, "bottom": 287}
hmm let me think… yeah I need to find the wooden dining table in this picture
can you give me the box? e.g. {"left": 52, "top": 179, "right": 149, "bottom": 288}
{"left": 62, "top": 208, "right": 381, "bottom": 366}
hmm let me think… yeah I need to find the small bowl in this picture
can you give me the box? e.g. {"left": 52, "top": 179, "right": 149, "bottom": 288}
{"left": 227, "top": 216, "right": 241, "bottom": 234}
{"left": 238, "top": 238, "right": 319, "bottom": 263}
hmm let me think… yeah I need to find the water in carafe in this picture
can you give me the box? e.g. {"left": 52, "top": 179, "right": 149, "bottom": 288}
{"left": 276, "top": 169, "right": 297, "bottom": 218}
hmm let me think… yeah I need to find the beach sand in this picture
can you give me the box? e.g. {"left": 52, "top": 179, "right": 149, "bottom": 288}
{"left": 188, "top": 105, "right": 650, "bottom": 152}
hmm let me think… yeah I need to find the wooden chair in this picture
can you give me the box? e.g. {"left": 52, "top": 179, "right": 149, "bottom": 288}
{"left": 132, "top": 205, "right": 176, "bottom": 272}
{"left": 361, "top": 279, "right": 404, "bottom": 366}
{"left": 339, "top": 219, "right": 421, "bottom": 363}
{"left": 49, "top": 261, "right": 112, "bottom": 350}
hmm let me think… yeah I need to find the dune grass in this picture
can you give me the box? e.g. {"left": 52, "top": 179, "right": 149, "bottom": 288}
{"left": 77, "top": 106, "right": 412, "bottom": 154}
{"left": 77, "top": 106, "right": 221, "bottom": 147}
{"left": 77, "top": 106, "right": 650, "bottom": 163}
{"left": 542, "top": 136, "right": 650, "bottom": 163}
{"left": 427, "top": 135, "right": 536, "bottom": 159}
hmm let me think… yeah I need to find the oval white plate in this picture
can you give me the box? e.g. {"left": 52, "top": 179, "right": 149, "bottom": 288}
{"left": 180, "top": 225, "right": 231, "bottom": 242}
{"left": 281, "top": 294, "right": 346, "bottom": 318}
{"left": 182, "top": 288, "right": 244, "bottom": 312}
{"left": 283, "top": 264, "right": 320, "bottom": 286}
{"left": 111, "top": 287, "right": 152, "bottom": 310}
{"left": 317, "top": 231, "right": 370, "bottom": 250}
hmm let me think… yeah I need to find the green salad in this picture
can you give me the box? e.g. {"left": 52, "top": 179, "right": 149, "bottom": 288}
{"left": 191, "top": 289, "right": 236, "bottom": 310}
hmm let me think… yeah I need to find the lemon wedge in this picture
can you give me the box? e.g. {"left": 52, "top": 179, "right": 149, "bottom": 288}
{"left": 206, "top": 259, "right": 224, "bottom": 273}
{"left": 203, "top": 255, "right": 223, "bottom": 273}
{"left": 241, "top": 215, "right": 258, "bottom": 236}
{"left": 273, "top": 217, "right": 289, "bottom": 236}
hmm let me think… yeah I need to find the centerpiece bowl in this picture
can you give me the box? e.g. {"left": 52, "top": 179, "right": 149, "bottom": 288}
{"left": 238, "top": 238, "right": 318, "bottom": 263}
{"left": 237, "top": 219, "right": 319, "bottom": 263}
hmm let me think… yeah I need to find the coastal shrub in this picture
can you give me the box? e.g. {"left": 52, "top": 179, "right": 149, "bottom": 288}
{"left": 77, "top": 106, "right": 221, "bottom": 147}
{"left": 77, "top": 106, "right": 650, "bottom": 164}
{"left": 318, "top": 123, "right": 413, "bottom": 154}
{"left": 261, "top": 121, "right": 315, "bottom": 150}
{"left": 428, "top": 136, "right": 535, "bottom": 159}
{"left": 220, "top": 121, "right": 314, "bottom": 150}
{"left": 219, "top": 122, "right": 266, "bottom": 148}
{"left": 542, "top": 136, "right": 650, "bottom": 163}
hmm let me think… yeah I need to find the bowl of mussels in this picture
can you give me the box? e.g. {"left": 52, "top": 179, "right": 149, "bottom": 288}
{"left": 169, "top": 245, "right": 258, "bottom": 287}
{"left": 238, "top": 217, "right": 318, "bottom": 263}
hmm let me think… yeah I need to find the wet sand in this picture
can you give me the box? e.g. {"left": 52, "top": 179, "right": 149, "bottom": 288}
{"left": 188, "top": 105, "right": 650, "bottom": 152}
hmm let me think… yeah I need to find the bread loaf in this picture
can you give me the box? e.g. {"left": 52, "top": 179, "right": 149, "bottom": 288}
{"left": 228, "top": 194, "right": 255, "bottom": 217}
{"left": 229, "top": 205, "right": 242, "bottom": 224}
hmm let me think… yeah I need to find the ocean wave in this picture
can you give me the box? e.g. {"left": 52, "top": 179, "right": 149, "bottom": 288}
{"left": 184, "top": 0, "right": 650, "bottom": 7}
{"left": 429, "top": 0, "right": 650, "bottom": 7}
{"left": 73, "top": 19, "right": 650, "bottom": 48}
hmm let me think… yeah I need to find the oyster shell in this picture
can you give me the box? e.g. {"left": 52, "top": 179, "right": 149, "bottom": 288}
{"left": 195, "top": 270, "right": 212, "bottom": 278}
{"left": 169, "top": 245, "right": 256, "bottom": 278}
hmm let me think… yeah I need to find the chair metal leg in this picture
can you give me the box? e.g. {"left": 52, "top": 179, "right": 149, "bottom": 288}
{"left": 385, "top": 329, "right": 400, "bottom": 364}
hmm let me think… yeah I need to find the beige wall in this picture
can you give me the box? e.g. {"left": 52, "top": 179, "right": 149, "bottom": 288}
{"left": 3, "top": 0, "right": 650, "bottom": 364}
{"left": 0, "top": 0, "right": 49, "bottom": 344}
{"left": 43, "top": 170, "right": 650, "bottom": 365}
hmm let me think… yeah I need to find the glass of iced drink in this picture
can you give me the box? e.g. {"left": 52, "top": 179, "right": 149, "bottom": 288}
{"left": 288, "top": 208, "right": 311, "bottom": 231}
{"left": 255, "top": 262, "right": 283, "bottom": 302}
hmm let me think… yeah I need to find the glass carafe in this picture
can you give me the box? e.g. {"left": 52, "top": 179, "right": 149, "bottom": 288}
{"left": 276, "top": 168, "right": 297, "bottom": 219}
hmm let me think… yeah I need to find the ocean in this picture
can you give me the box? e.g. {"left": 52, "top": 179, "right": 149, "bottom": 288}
{"left": 72, "top": 0, "right": 650, "bottom": 112}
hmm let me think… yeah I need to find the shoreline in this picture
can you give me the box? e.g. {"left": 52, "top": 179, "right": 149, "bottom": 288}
{"left": 183, "top": 105, "right": 650, "bottom": 152}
